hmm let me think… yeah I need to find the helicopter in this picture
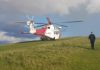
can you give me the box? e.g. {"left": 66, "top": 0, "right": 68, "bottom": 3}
{"left": 17, "top": 16, "right": 83, "bottom": 40}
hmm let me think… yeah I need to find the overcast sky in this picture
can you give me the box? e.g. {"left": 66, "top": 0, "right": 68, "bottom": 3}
{"left": 0, "top": 0, "right": 100, "bottom": 44}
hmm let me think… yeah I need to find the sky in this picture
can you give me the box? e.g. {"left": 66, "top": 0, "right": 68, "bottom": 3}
{"left": 0, "top": 0, "right": 100, "bottom": 44}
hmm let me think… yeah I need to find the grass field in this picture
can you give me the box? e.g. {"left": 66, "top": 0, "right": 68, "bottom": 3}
{"left": 0, "top": 37, "right": 100, "bottom": 70}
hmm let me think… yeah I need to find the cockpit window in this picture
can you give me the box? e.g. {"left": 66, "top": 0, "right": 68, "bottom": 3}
{"left": 54, "top": 31, "right": 59, "bottom": 34}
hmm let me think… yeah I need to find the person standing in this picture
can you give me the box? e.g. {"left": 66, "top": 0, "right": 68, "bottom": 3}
{"left": 88, "top": 32, "right": 96, "bottom": 49}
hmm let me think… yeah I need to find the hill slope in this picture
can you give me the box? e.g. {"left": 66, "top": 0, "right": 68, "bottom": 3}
{"left": 0, "top": 37, "right": 100, "bottom": 70}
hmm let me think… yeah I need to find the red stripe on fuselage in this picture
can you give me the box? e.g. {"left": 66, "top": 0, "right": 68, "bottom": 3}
{"left": 34, "top": 28, "right": 46, "bottom": 36}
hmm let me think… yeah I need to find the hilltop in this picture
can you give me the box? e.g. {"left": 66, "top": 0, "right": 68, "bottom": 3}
{"left": 0, "top": 37, "right": 100, "bottom": 70}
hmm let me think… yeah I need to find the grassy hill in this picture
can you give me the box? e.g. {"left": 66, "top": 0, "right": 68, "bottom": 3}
{"left": 0, "top": 37, "right": 100, "bottom": 70}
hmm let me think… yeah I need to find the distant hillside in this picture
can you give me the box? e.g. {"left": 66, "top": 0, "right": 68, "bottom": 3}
{"left": 0, "top": 37, "right": 100, "bottom": 70}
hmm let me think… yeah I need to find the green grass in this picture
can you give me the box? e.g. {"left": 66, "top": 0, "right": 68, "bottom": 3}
{"left": 0, "top": 37, "right": 100, "bottom": 70}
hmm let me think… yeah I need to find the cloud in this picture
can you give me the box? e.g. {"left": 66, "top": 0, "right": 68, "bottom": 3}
{"left": 87, "top": 0, "right": 100, "bottom": 14}
{"left": 1, "top": 0, "right": 100, "bottom": 16}
{"left": 0, "top": 31, "right": 33, "bottom": 43}
{"left": 0, "top": 0, "right": 87, "bottom": 15}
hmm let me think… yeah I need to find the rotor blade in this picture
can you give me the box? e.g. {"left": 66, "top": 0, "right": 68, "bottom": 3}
{"left": 56, "top": 20, "right": 83, "bottom": 23}
{"left": 26, "top": 15, "right": 31, "bottom": 20}
{"left": 35, "top": 22, "right": 47, "bottom": 24}
{"left": 16, "top": 21, "right": 26, "bottom": 23}
{"left": 26, "top": 15, "right": 34, "bottom": 20}
{"left": 35, "top": 23, "right": 68, "bottom": 28}
{"left": 35, "top": 24, "right": 47, "bottom": 27}
{"left": 46, "top": 17, "right": 52, "bottom": 24}
{"left": 55, "top": 24, "right": 68, "bottom": 27}
{"left": 59, "top": 25, "right": 68, "bottom": 27}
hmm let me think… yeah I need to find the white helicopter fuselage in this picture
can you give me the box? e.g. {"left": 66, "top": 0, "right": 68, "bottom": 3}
{"left": 27, "top": 21, "right": 61, "bottom": 40}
